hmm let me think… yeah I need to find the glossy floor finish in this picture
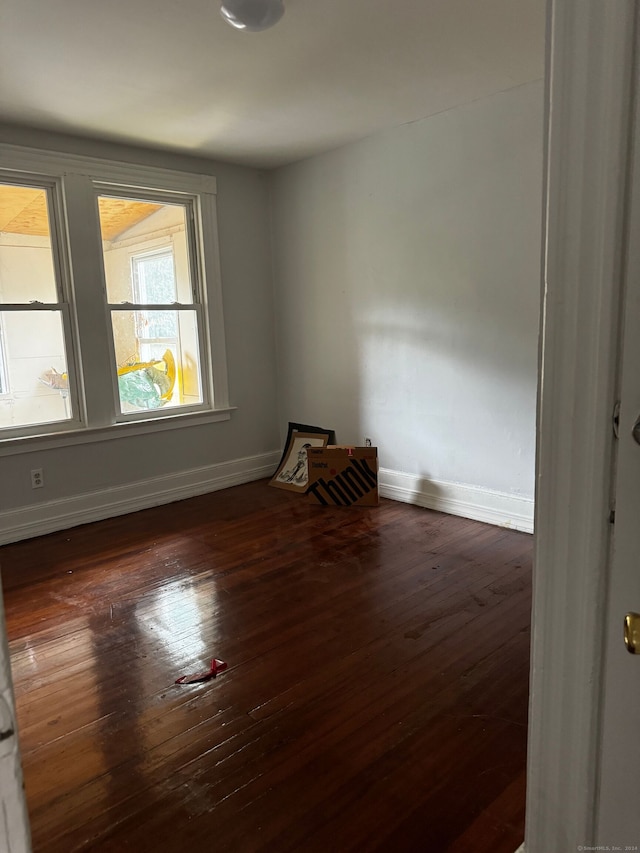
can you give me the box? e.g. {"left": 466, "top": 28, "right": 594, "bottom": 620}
{"left": 0, "top": 482, "right": 532, "bottom": 853}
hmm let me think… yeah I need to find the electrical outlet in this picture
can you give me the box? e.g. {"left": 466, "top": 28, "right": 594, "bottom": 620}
{"left": 31, "top": 468, "right": 44, "bottom": 489}
{"left": 364, "top": 437, "right": 372, "bottom": 447}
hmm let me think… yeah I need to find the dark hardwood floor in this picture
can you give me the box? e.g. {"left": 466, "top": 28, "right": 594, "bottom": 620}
{"left": 0, "top": 481, "right": 532, "bottom": 853}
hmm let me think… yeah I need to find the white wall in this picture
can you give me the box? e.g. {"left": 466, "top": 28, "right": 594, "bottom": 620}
{"left": 0, "top": 126, "right": 280, "bottom": 526}
{"left": 269, "top": 81, "right": 543, "bottom": 506}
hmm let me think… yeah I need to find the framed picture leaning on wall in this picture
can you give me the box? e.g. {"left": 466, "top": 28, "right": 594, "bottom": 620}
{"left": 274, "top": 422, "right": 337, "bottom": 472}
{"left": 269, "top": 431, "right": 329, "bottom": 493}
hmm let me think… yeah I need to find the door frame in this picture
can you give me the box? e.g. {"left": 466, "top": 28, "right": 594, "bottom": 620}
{"left": 526, "top": 0, "right": 638, "bottom": 850}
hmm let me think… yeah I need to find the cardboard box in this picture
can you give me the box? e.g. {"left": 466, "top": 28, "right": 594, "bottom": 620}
{"left": 306, "top": 446, "right": 379, "bottom": 506}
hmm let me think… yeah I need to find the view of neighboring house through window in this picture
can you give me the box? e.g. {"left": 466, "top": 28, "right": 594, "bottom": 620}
{"left": 98, "top": 195, "right": 204, "bottom": 415}
{"left": 0, "top": 181, "right": 73, "bottom": 431}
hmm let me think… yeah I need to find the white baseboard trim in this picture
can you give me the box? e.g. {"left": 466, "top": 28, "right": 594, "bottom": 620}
{"left": 0, "top": 457, "right": 534, "bottom": 546}
{"left": 379, "top": 468, "right": 534, "bottom": 533}
{"left": 0, "top": 450, "right": 281, "bottom": 545}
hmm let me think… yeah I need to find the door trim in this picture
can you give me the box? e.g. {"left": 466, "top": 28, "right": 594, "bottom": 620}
{"left": 0, "top": 589, "right": 31, "bottom": 852}
{"left": 527, "top": 0, "right": 637, "bottom": 850}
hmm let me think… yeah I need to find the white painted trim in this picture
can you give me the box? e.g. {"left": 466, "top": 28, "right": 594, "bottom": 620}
{"left": 0, "top": 451, "right": 280, "bottom": 545}
{"left": 199, "top": 190, "right": 230, "bottom": 409}
{"left": 526, "top": 1, "right": 636, "bottom": 852}
{"left": 0, "top": 407, "right": 235, "bottom": 457}
{"left": 0, "top": 591, "right": 31, "bottom": 851}
{"left": 514, "top": 845, "right": 525, "bottom": 853}
{"left": 379, "top": 468, "right": 534, "bottom": 533}
{"left": 0, "top": 142, "right": 217, "bottom": 193}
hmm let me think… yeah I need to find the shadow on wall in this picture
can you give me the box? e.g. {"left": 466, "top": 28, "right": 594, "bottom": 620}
{"left": 379, "top": 473, "right": 444, "bottom": 510}
{"left": 271, "top": 81, "right": 542, "bottom": 494}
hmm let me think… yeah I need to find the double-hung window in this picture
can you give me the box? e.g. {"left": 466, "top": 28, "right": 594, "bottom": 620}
{"left": 98, "top": 191, "right": 205, "bottom": 416}
{"left": 0, "top": 149, "right": 229, "bottom": 445}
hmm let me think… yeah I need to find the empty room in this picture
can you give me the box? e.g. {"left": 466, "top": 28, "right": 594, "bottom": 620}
{"left": 4, "top": 0, "right": 619, "bottom": 851}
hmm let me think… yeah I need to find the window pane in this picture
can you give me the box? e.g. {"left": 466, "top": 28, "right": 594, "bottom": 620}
{"left": 0, "top": 311, "right": 72, "bottom": 430}
{"left": 112, "top": 310, "right": 202, "bottom": 414}
{"left": 98, "top": 197, "right": 194, "bottom": 305}
{"left": 0, "top": 183, "right": 59, "bottom": 304}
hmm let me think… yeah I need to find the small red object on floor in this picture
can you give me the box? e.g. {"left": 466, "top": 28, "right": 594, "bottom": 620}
{"left": 175, "top": 658, "right": 228, "bottom": 685}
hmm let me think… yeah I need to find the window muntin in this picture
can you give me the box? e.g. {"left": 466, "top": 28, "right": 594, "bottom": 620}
{"left": 97, "top": 194, "right": 206, "bottom": 418}
{"left": 0, "top": 180, "right": 75, "bottom": 432}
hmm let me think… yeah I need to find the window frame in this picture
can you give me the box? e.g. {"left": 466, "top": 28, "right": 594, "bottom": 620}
{"left": 0, "top": 144, "right": 232, "bottom": 454}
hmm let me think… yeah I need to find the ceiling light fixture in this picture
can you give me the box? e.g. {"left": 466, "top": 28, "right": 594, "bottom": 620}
{"left": 220, "top": 0, "right": 285, "bottom": 32}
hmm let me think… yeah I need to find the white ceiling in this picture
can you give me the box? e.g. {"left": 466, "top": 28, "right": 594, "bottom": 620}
{"left": 0, "top": 0, "right": 545, "bottom": 169}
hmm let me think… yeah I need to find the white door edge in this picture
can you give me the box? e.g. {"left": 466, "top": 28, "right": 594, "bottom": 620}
{"left": 0, "top": 588, "right": 31, "bottom": 852}
{"left": 527, "top": 0, "right": 636, "bottom": 851}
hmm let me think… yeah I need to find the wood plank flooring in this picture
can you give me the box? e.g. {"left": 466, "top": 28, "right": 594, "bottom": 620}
{"left": 0, "top": 481, "right": 532, "bottom": 853}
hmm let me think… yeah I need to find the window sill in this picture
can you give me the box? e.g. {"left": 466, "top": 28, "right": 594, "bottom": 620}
{"left": 0, "top": 406, "right": 236, "bottom": 457}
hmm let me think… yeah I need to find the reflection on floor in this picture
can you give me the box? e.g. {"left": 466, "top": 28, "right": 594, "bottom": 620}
{"left": 2, "top": 480, "right": 532, "bottom": 853}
